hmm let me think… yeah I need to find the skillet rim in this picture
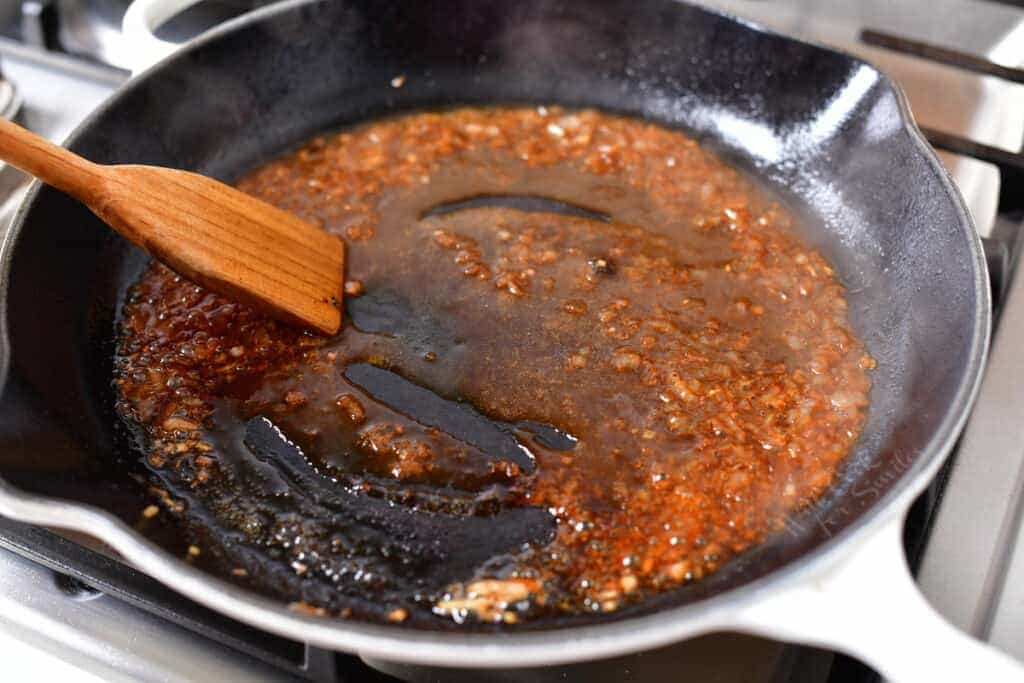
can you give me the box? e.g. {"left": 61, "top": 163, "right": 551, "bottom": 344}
{"left": 0, "top": 0, "right": 991, "bottom": 667}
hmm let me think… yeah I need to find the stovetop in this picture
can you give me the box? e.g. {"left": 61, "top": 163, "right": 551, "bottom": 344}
{"left": 0, "top": 1, "right": 1021, "bottom": 681}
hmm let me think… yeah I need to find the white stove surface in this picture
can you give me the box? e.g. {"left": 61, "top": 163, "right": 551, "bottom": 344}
{"left": 0, "top": 1, "right": 1022, "bottom": 681}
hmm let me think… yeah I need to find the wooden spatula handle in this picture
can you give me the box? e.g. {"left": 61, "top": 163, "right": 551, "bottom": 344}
{"left": 0, "top": 117, "right": 105, "bottom": 199}
{"left": 0, "top": 117, "right": 345, "bottom": 335}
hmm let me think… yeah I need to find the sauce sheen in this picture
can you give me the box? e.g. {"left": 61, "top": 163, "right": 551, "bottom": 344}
{"left": 114, "top": 107, "right": 872, "bottom": 626}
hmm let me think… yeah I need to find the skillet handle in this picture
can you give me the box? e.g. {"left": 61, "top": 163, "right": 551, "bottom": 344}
{"left": 729, "top": 514, "right": 1023, "bottom": 682}
{"left": 121, "top": 0, "right": 204, "bottom": 74}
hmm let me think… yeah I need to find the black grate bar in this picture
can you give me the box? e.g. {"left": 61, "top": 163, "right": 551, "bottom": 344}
{"left": 859, "top": 28, "right": 1024, "bottom": 179}
{"left": 860, "top": 29, "right": 1024, "bottom": 84}
{"left": 921, "top": 126, "right": 1024, "bottom": 175}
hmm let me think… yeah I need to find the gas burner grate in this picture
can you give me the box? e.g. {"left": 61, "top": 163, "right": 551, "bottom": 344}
{"left": 860, "top": 27, "right": 1024, "bottom": 211}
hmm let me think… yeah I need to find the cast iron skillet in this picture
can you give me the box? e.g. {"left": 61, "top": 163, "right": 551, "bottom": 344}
{"left": 0, "top": 0, "right": 1013, "bottom": 678}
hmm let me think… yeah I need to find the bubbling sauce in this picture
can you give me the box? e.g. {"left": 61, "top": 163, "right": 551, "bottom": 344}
{"left": 114, "top": 107, "right": 872, "bottom": 626}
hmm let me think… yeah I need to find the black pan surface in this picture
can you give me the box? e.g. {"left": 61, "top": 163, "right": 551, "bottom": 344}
{"left": 0, "top": 0, "right": 986, "bottom": 633}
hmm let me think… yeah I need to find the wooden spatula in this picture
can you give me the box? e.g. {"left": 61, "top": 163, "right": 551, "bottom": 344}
{"left": 0, "top": 118, "right": 345, "bottom": 335}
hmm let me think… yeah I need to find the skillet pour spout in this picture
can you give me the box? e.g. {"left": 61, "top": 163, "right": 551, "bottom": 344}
{"left": 0, "top": 0, "right": 1003, "bottom": 677}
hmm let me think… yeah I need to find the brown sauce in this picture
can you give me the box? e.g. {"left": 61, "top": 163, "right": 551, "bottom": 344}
{"left": 114, "top": 107, "right": 872, "bottom": 625}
